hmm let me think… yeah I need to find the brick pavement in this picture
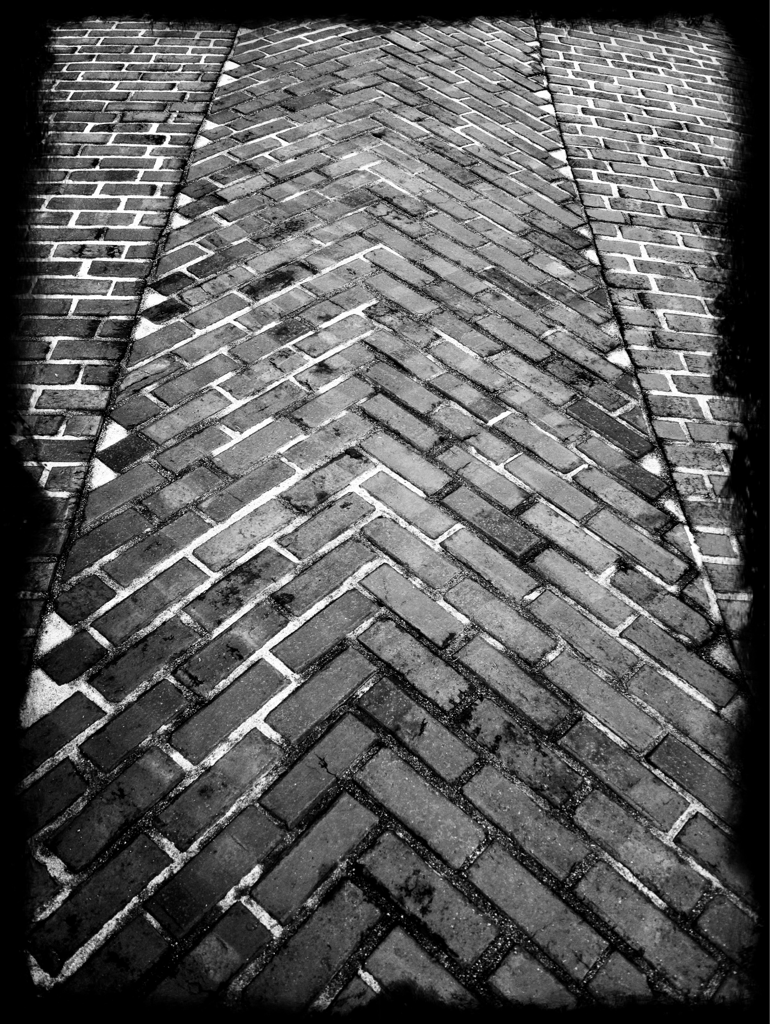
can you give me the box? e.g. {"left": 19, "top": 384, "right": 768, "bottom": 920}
{"left": 17, "top": 16, "right": 759, "bottom": 1010}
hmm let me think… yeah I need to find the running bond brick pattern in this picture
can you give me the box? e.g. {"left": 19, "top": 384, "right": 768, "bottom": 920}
{"left": 21, "top": 17, "right": 757, "bottom": 1009}
{"left": 538, "top": 20, "right": 751, "bottom": 657}
{"left": 14, "top": 19, "right": 237, "bottom": 662}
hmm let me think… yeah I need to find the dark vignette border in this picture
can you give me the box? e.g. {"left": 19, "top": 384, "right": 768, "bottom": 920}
{"left": 7, "top": 1, "right": 766, "bottom": 1020}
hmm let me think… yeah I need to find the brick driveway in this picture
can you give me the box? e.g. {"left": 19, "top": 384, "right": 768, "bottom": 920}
{"left": 17, "top": 17, "right": 758, "bottom": 1009}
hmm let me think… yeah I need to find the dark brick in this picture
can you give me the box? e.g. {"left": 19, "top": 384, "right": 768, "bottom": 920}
{"left": 471, "top": 842, "right": 607, "bottom": 979}
{"left": 357, "top": 748, "right": 484, "bottom": 868}
{"left": 255, "top": 793, "right": 377, "bottom": 921}
{"left": 363, "top": 518, "right": 459, "bottom": 590}
{"left": 81, "top": 680, "right": 187, "bottom": 772}
{"left": 577, "top": 862, "right": 717, "bottom": 995}
{"left": 20, "top": 692, "right": 105, "bottom": 774}
{"left": 697, "top": 895, "right": 760, "bottom": 960}
{"left": 280, "top": 492, "right": 372, "bottom": 559}
{"left": 362, "top": 564, "right": 462, "bottom": 647}
{"left": 148, "top": 806, "right": 283, "bottom": 937}
{"left": 561, "top": 720, "right": 687, "bottom": 829}
{"left": 446, "top": 580, "right": 553, "bottom": 662}
{"left": 22, "top": 758, "right": 87, "bottom": 833}
{"left": 443, "top": 486, "right": 538, "bottom": 558}
{"left": 364, "top": 926, "right": 477, "bottom": 1007}
{"left": 359, "top": 619, "right": 470, "bottom": 711}
{"left": 261, "top": 714, "right": 376, "bottom": 827}
{"left": 157, "top": 730, "right": 281, "bottom": 848}
{"left": 28, "top": 834, "right": 170, "bottom": 975}
{"left": 267, "top": 648, "right": 375, "bottom": 742}
{"left": 244, "top": 882, "right": 380, "bottom": 1011}
{"left": 649, "top": 735, "right": 740, "bottom": 826}
{"left": 273, "top": 539, "right": 373, "bottom": 616}
{"left": 39, "top": 631, "right": 107, "bottom": 685}
{"left": 61, "top": 916, "right": 169, "bottom": 997}
{"left": 361, "top": 831, "right": 498, "bottom": 962}
{"left": 172, "top": 661, "right": 286, "bottom": 763}
{"left": 489, "top": 949, "right": 576, "bottom": 1008}
{"left": 55, "top": 576, "right": 117, "bottom": 625}
{"left": 185, "top": 547, "right": 293, "bottom": 630}
{"left": 271, "top": 591, "right": 375, "bottom": 674}
{"left": 569, "top": 398, "right": 652, "bottom": 456}
{"left": 91, "top": 618, "right": 199, "bottom": 701}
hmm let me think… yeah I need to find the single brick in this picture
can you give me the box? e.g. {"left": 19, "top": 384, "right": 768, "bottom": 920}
{"left": 28, "top": 834, "right": 170, "bottom": 975}
{"left": 489, "top": 950, "right": 576, "bottom": 1008}
{"left": 39, "top": 631, "right": 107, "bottom": 686}
{"left": 179, "top": 603, "right": 287, "bottom": 695}
{"left": 55, "top": 576, "right": 116, "bottom": 625}
{"left": 443, "top": 486, "right": 538, "bottom": 558}
{"left": 185, "top": 547, "right": 293, "bottom": 630}
{"left": 294, "top": 376, "right": 373, "bottom": 428}
{"left": 366, "top": 361, "right": 440, "bottom": 416}
{"left": 360, "top": 430, "right": 450, "bottom": 494}
{"left": 49, "top": 747, "right": 183, "bottom": 871}
{"left": 90, "top": 618, "right": 198, "bottom": 701}
{"left": 521, "top": 502, "right": 617, "bottom": 571}
{"left": 22, "top": 758, "right": 87, "bottom": 834}
{"left": 588, "top": 952, "right": 654, "bottom": 1005}
{"left": 627, "top": 665, "right": 737, "bottom": 765}
{"left": 471, "top": 842, "right": 607, "bottom": 979}
{"left": 446, "top": 579, "right": 553, "bottom": 663}
{"left": 148, "top": 903, "right": 270, "bottom": 1003}
{"left": 561, "top": 720, "right": 687, "bottom": 829}
{"left": 244, "top": 882, "right": 380, "bottom": 1011}
{"left": 440, "top": 446, "right": 526, "bottom": 509}
{"left": 362, "top": 831, "right": 498, "bottom": 962}
{"left": 284, "top": 452, "right": 369, "bottom": 512}
{"left": 84, "top": 463, "right": 165, "bottom": 523}
{"left": 361, "top": 677, "right": 477, "bottom": 781}
{"left": 267, "top": 647, "right": 375, "bottom": 742}
{"left": 280, "top": 492, "right": 372, "bottom": 559}
{"left": 272, "top": 591, "right": 375, "bottom": 674}
{"left": 621, "top": 617, "right": 736, "bottom": 707}
{"left": 458, "top": 636, "right": 570, "bottom": 730}
{"left": 574, "top": 466, "right": 669, "bottom": 531}
{"left": 20, "top": 693, "right": 105, "bottom": 774}
{"left": 575, "top": 790, "right": 707, "bottom": 912}
{"left": 499, "top": 414, "right": 582, "bottom": 472}
{"left": 273, "top": 538, "right": 373, "bottom": 616}
{"left": 359, "top": 619, "right": 470, "bottom": 710}
{"left": 357, "top": 748, "right": 484, "bottom": 867}
{"left": 61, "top": 915, "right": 169, "bottom": 998}
{"left": 172, "top": 661, "right": 287, "bottom": 763}
{"left": 104, "top": 512, "right": 208, "bottom": 586}
{"left": 201, "top": 459, "right": 296, "bottom": 522}
{"left": 569, "top": 398, "right": 652, "bottom": 457}
{"left": 649, "top": 735, "right": 740, "bottom": 826}
{"left": 363, "top": 518, "right": 458, "bottom": 589}
{"left": 533, "top": 548, "right": 631, "bottom": 626}
{"left": 578, "top": 436, "right": 667, "bottom": 500}
{"left": 261, "top": 714, "right": 376, "bottom": 827}
{"left": 362, "top": 393, "right": 440, "bottom": 451}
{"left": 612, "top": 566, "right": 712, "bottom": 642}
{"left": 697, "top": 895, "right": 760, "bottom": 960}
{"left": 365, "top": 927, "right": 477, "bottom": 1008}
{"left": 62, "top": 509, "right": 151, "bottom": 581}
{"left": 255, "top": 793, "right": 377, "bottom": 921}
{"left": 148, "top": 806, "right": 283, "bottom": 937}
{"left": 464, "top": 699, "right": 581, "bottom": 807}
{"left": 362, "top": 565, "right": 462, "bottom": 647}
{"left": 464, "top": 765, "right": 588, "bottom": 879}
{"left": 81, "top": 680, "right": 186, "bottom": 772}
{"left": 506, "top": 453, "right": 596, "bottom": 519}
{"left": 577, "top": 862, "right": 717, "bottom": 996}
{"left": 362, "top": 471, "right": 455, "bottom": 538}
{"left": 193, "top": 499, "right": 296, "bottom": 571}
{"left": 676, "top": 814, "right": 753, "bottom": 898}
{"left": 442, "top": 528, "right": 536, "bottom": 601}
{"left": 157, "top": 730, "right": 281, "bottom": 849}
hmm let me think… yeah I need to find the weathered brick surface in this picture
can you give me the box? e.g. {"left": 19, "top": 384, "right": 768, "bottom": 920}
{"left": 15, "top": 20, "right": 236, "bottom": 650}
{"left": 539, "top": 19, "right": 750, "bottom": 638}
{"left": 20, "top": 15, "right": 754, "bottom": 1009}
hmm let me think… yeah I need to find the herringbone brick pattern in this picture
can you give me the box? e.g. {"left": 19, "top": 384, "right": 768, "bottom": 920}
{"left": 539, "top": 21, "right": 751, "bottom": 654}
{"left": 21, "top": 17, "right": 756, "bottom": 1009}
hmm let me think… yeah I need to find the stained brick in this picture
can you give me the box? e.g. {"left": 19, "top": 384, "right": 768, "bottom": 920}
{"left": 365, "top": 927, "right": 477, "bottom": 1008}
{"left": 20, "top": 692, "right": 105, "bottom": 774}
{"left": 357, "top": 748, "right": 484, "bottom": 867}
{"left": 185, "top": 547, "right": 293, "bottom": 629}
{"left": 471, "top": 842, "right": 607, "bottom": 979}
{"left": 280, "top": 492, "right": 372, "bottom": 558}
{"left": 561, "top": 720, "right": 687, "bottom": 829}
{"left": 273, "top": 538, "right": 373, "bottom": 616}
{"left": 271, "top": 592, "right": 375, "bottom": 674}
{"left": 91, "top": 617, "right": 198, "bottom": 701}
{"left": 255, "top": 794, "right": 377, "bottom": 921}
{"left": 81, "top": 680, "right": 187, "bottom": 771}
{"left": 22, "top": 758, "right": 87, "bottom": 834}
{"left": 360, "top": 430, "right": 450, "bottom": 494}
{"left": 464, "top": 698, "right": 581, "bottom": 806}
{"left": 443, "top": 486, "right": 538, "bottom": 558}
{"left": 489, "top": 950, "right": 576, "bottom": 1008}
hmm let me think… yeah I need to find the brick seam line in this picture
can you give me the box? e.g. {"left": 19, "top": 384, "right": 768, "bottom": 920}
{"left": 27, "top": 24, "right": 241, "bottom": 678}
{"left": 532, "top": 18, "right": 739, "bottom": 674}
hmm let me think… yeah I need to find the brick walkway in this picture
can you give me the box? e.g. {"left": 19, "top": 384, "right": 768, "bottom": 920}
{"left": 18, "top": 17, "right": 758, "bottom": 1009}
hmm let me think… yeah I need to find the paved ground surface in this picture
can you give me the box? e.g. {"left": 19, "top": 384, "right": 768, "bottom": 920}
{"left": 16, "top": 16, "right": 759, "bottom": 1010}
